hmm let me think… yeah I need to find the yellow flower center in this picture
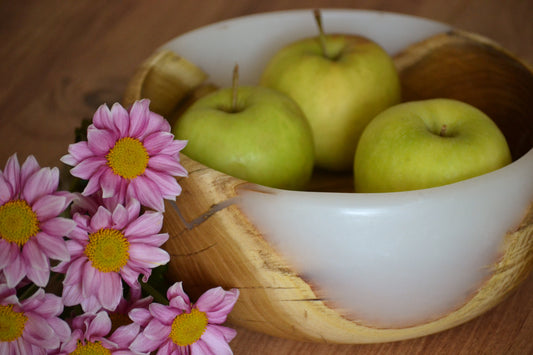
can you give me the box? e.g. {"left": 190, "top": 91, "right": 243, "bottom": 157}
{"left": 0, "top": 304, "right": 28, "bottom": 342}
{"left": 0, "top": 200, "right": 39, "bottom": 246}
{"left": 70, "top": 341, "right": 111, "bottom": 355}
{"left": 169, "top": 308, "right": 209, "bottom": 346}
{"left": 106, "top": 137, "right": 149, "bottom": 179}
{"left": 84, "top": 228, "right": 130, "bottom": 273}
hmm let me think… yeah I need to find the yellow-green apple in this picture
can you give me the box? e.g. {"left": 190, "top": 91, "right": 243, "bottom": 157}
{"left": 172, "top": 83, "right": 315, "bottom": 190}
{"left": 260, "top": 10, "right": 401, "bottom": 171}
{"left": 353, "top": 98, "right": 512, "bottom": 192}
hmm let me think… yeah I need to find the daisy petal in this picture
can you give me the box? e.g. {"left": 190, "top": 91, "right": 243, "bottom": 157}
{"left": 144, "top": 168, "right": 182, "bottom": 200}
{"left": 35, "top": 232, "right": 70, "bottom": 261}
{"left": 87, "top": 127, "right": 117, "bottom": 156}
{"left": 123, "top": 211, "right": 163, "bottom": 237}
{"left": 128, "top": 100, "right": 151, "bottom": 137}
{"left": 111, "top": 102, "right": 131, "bottom": 137}
{"left": 92, "top": 103, "right": 115, "bottom": 130}
{"left": 62, "top": 141, "right": 92, "bottom": 165}
{"left": 128, "top": 176, "right": 164, "bottom": 211}
{"left": 4, "top": 153, "right": 21, "bottom": 193}
{"left": 70, "top": 156, "right": 107, "bottom": 180}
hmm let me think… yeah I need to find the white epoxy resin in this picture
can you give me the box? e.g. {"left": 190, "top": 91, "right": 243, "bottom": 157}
{"left": 161, "top": 9, "right": 533, "bottom": 327}
{"left": 238, "top": 150, "right": 533, "bottom": 327}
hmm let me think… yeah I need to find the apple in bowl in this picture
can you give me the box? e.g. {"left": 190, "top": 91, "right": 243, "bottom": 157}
{"left": 123, "top": 10, "right": 533, "bottom": 344}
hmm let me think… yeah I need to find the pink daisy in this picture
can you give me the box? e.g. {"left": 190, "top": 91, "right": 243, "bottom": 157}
{"left": 61, "top": 99, "right": 188, "bottom": 212}
{"left": 0, "top": 153, "right": 75, "bottom": 288}
{"left": 53, "top": 198, "right": 170, "bottom": 313}
{"left": 130, "top": 282, "right": 239, "bottom": 355}
{"left": 58, "top": 310, "right": 141, "bottom": 354}
{"left": 0, "top": 283, "right": 71, "bottom": 354}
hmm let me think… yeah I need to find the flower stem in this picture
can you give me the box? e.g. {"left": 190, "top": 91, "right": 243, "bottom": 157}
{"left": 140, "top": 279, "right": 169, "bottom": 305}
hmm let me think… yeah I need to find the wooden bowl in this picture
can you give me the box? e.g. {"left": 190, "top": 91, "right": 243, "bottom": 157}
{"left": 123, "top": 10, "right": 533, "bottom": 343}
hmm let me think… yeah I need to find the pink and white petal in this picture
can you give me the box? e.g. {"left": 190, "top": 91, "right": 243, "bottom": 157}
{"left": 211, "top": 325, "right": 237, "bottom": 343}
{"left": 142, "top": 131, "right": 175, "bottom": 154}
{"left": 0, "top": 174, "right": 14, "bottom": 204}
{"left": 26, "top": 262, "right": 50, "bottom": 288}
{"left": 192, "top": 339, "right": 214, "bottom": 355}
{"left": 87, "top": 126, "right": 117, "bottom": 156}
{"left": 128, "top": 100, "right": 151, "bottom": 138}
{"left": 46, "top": 316, "right": 71, "bottom": 342}
{"left": 123, "top": 211, "right": 163, "bottom": 238}
{"left": 200, "top": 325, "right": 236, "bottom": 354}
{"left": 82, "top": 261, "right": 99, "bottom": 298}
{"left": 110, "top": 203, "right": 129, "bottom": 230}
{"left": 62, "top": 141, "right": 92, "bottom": 165}
{"left": 130, "top": 233, "right": 168, "bottom": 247}
{"left": 118, "top": 264, "right": 139, "bottom": 288}
{"left": 22, "top": 167, "right": 59, "bottom": 205}
{"left": 69, "top": 156, "right": 107, "bottom": 180}
{"left": 40, "top": 216, "right": 76, "bottom": 238}
{"left": 26, "top": 292, "right": 63, "bottom": 318}
{"left": 109, "top": 322, "right": 140, "bottom": 347}
{"left": 159, "top": 139, "right": 188, "bottom": 157}
{"left": 18, "top": 287, "right": 45, "bottom": 312}
{"left": 127, "top": 176, "right": 164, "bottom": 212}
{"left": 87, "top": 311, "right": 113, "bottom": 338}
{"left": 166, "top": 282, "right": 190, "bottom": 307}
{"left": 0, "top": 240, "right": 18, "bottom": 269}
{"left": 147, "top": 154, "right": 187, "bottom": 176}
{"left": 128, "top": 307, "right": 152, "bottom": 327}
{"left": 62, "top": 284, "right": 84, "bottom": 307}
{"left": 144, "top": 168, "right": 182, "bottom": 200}
{"left": 108, "top": 102, "right": 130, "bottom": 137}
{"left": 100, "top": 169, "right": 123, "bottom": 199}
{"left": 20, "top": 155, "right": 41, "bottom": 186}
{"left": 129, "top": 331, "right": 161, "bottom": 353}
{"left": 32, "top": 195, "right": 66, "bottom": 222}
{"left": 34, "top": 232, "right": 70, "bottom": 262}
{"left": 148, "top": 303, "right": 176, "bottom": 325}
{"left": 128, "top": 244, "right": 169, "bottom": 268}
{"left": 137, "top": 111, "right": 170, "bottom": 141}
{"left": 148, "top": 111, "right": 171, "bottom": 132}
{"left": 92, "top": 103, "right": 116, "bottom": 130}
{"left": 141, "top": 318, "right": 171, "bottom": 341}
{"left": 23, "top": 313, "right": 59, "bottom": 350}
{"left": 80, "top": 295, "right": 102, "bottom": 314}
{"left": 89, "top": 205, "right": 114, "bottom": 231}
{"left": 81, "top": 166, "right": 107, "bottom": 197}
{"left": 98, "top": 272, "right": 122, "bottom": 311}
{"left": 61, "top": 257, "right": 87, "bottom": 285}
{"left": 4, "top": 153, "right": 21, "bottom": 194}
{"left": 125, "top": 198, "right": 141, "bottom": 221}
{"left": 197, "top": 288, "right": 239, "bottom": 324}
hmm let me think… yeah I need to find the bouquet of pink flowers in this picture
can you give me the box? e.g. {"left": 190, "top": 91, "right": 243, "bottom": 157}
{"left": 0, "top": 100, "right": 239, "bottom": 354}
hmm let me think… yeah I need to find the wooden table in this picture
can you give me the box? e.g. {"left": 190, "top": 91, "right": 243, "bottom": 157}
{"left": 1, "top": 1, "right": 531, "bottom": 354}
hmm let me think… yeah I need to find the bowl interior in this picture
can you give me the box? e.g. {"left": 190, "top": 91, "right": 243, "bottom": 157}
{"left": 155, "top": 9, "right": 533, "bottom": 328}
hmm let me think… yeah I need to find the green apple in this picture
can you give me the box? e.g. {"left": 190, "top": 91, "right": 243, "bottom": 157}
{"left": 260, "top": 10, "right": 401, "bottom": 171}
{"left": 353, "top": 98, "right": 512, "bottom": 192}
{"left": 172, "top": 85, "right": 315, "bottom": 190}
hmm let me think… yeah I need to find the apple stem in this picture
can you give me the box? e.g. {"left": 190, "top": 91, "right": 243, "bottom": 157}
{"left": 231, "top": 64, "right": 239, "bottom": 112}
{"left": 440, "top": 124, "right": 447, "bottom": 137}
{"left": 313, "top": 9, "right": 330, "bottom": 59}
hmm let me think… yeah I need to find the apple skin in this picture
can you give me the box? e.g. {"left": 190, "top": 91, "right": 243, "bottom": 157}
{"left": 172, "top": 86, "right": 315, "bottom": 190}
{"left": 261, "top": 34, "right": 401, "bottom": 172}
{"left": 353, "top": 98, "right": 513, "bottom": 193}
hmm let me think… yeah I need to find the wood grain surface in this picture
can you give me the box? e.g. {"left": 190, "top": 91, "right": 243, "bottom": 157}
{"left": 1, "top": 1, "right": 532, "bottom": 354}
